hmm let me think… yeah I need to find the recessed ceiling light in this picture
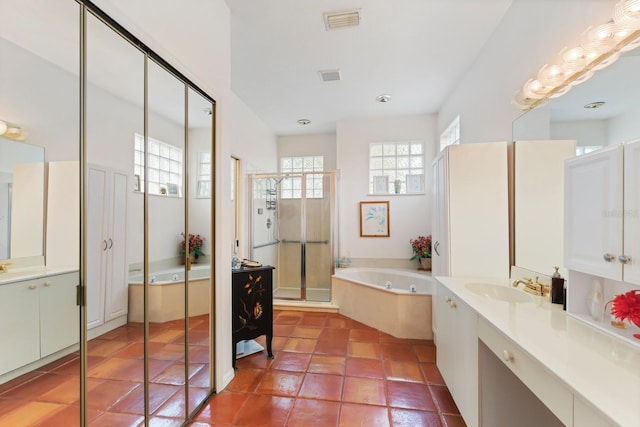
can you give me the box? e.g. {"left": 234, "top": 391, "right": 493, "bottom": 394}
{"left": 584, "top": 101, "right": 605, "bottom": 109}
{"left": 376, "top": 94, "right": 391, "bottom": 103}
{"left": 297, "top": 119, "right": 311, "bottom": 125}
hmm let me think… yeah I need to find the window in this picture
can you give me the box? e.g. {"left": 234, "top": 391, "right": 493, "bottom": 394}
{"left": 134, "top": 134, "right": 183, "bottom": 196}
{"left": 576, "top": 145, "right": 602, "bottom": 156}
{"left": 280, "top": 156, "right": 324, "bottom": 198}
{"left": 369, "top": 141, "right": 424, "bottom": 195}
{"left": 197, "top": 152, "right": 212, "bottom": 198}
{"left": 440, "top": 115, "right": 460, "bottom": 151}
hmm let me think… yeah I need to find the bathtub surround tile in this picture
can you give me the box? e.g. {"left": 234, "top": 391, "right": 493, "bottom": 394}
{"left": 1, "top": 311, "right": 462, "bottom": 426}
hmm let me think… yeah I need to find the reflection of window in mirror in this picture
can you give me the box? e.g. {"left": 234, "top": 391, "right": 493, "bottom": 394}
{"left": 133, "top": 133, "right": 183, "bottom": 195}
{"left": 440, "top": 115, "right": 460, "bottom": 151}
{"left": 231, "top": 156, "right": 240, "bottom": 253}
{"left": 196, "top": 152, "right": 211, "bottom": 198}
{"left": 576, "top": 145, "right": 602, "bottom": 156}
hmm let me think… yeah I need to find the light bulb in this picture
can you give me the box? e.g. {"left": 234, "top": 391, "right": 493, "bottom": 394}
{"left": 613, "top": 0, "right": 640, "bottom": 29}
{"left": 537, "top": 64, "right": 572, "bottom": 87}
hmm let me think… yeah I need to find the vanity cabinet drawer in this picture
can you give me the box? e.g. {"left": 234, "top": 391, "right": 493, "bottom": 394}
{"left": 478, "top": 318, "right": 572, "bottom": 426}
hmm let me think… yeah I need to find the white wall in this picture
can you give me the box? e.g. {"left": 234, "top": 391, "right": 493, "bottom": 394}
{"left": 336, "top": 115, "right": 437, "bottom": 261}
{"left": 278, "top": 134, "right": 337, "bottom": 170}
{"left": 608, "top": 108, "right": 640, "bottom": 145}
{"left": 439, "top": 0, "right": 616, "bottom": 143}
{"left": 551, "top": 120, "right": 608, "bottom": 147}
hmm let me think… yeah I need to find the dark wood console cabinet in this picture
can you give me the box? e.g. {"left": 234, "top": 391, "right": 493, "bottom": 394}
{"left": 232, "top": 266, "right": 274, "bottom": 369}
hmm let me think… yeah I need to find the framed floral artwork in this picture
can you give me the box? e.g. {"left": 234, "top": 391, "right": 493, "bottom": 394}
{"left": 360, "top": 201, "right": 390, "bottom": 237}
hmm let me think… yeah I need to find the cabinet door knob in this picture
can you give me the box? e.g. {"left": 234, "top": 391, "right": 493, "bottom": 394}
{"left": 108, "top": 238, "right": 113, "bottom": 249}
{"left": 502, "top": 350, "right": 513, "bottom": 362}
{"left": 603, "top": 253, "right": 615, "bottom": 262}
{"left": 449, "top": 300, "right": 457, "bottom": 308}
{"left": 103, "top": 240, "right": 108, "bottom": 251}
{"left": 619, "top": 255, "right": 632, "bottom": 264}
{"left": 444, "top": 296, "right": 451, "bottom": 303}
{"left": 44, "top": 281, "right": 52, "bottom": 287}
{"left": 29, "top": 284, "right": 37, "bottom": 290}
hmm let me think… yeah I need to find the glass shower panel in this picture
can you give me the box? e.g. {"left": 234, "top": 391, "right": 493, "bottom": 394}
{"left": 304, "top": 173, "right": 333, "bottom": 302}
{"left": 274, "top": 176, "right": 303, "bottom": 299}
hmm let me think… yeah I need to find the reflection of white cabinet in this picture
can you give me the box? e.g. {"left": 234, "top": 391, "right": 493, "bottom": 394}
{"left": 0, "top": 272, "right": 79, "bottom": 377}
{"left": 87, "top": 165, "right": 128, "bottom": 334}
{"left": 565, "top": 140, "right": 640, "bottom": 284}
{"left": 434, "top": 281, "right": 478, "bottom": 427}
{"left": 431, "top": 142, "right": 509, "bottom": 278}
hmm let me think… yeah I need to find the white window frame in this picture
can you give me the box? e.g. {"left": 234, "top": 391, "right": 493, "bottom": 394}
{"left": 368, "top": 141, "right": 425, "bottom": 195}
{"left": 575, "top": 145, "right": 602, "bottom": 156}
{"left": 440, "top": 115, "right": 460, "bottom": 151}
{"left": 196, "top": 152, "right": 212, "bottom": 198}
{"left": 134, "top": 133, "right": 183, "bottom": 196}
{"left": 279, "top": 156, "right": 324, "bottom": 199}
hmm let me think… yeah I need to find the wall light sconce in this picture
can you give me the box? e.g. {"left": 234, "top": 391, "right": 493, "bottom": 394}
{"left": 513, "top": 0, "right": 640, "bottom": 110}
{"left": 0, "top": 119, "right": 27, "bottom": 141}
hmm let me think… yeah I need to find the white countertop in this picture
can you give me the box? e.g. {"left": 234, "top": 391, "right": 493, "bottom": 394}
{"left": 436, "top": 276, "right": 640, "bottom": 427}
{"left": 0, "top": 266, "right": 78, "bottom": 285}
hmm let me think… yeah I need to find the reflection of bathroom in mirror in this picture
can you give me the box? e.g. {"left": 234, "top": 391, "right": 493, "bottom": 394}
{"left": 0, "top": 138, "right": 45, "bottom": 261}
{"left": 512, "top": 49, "right": 640, "bottom": 277}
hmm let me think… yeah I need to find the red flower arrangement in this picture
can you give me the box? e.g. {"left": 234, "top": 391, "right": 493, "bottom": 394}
{"left": 410, "top": 235, "right": 432, "bottom": 260}
{"left": 611, "top": 290, "right": 640, "bottom": 332}
{"left": 180, "top": 232, "right": 205, "bottom": 260}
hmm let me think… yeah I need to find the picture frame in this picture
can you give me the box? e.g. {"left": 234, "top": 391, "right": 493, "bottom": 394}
{"left": 373, "top": 175, "right": 389, "bottom": 194}
{"left": 406, "top": 174, "right": 424, "bottom": 194}
{"left": 133, "top": 174, "right": 141, "bottom": 192}
{"left": 166, "top": 183, "right": 180, "bottom": 197}
{"left": 359, "top": 201, "right": 390, "bottom": 237}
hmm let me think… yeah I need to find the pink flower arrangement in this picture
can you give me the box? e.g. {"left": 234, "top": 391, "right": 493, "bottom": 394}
{"left": 410, "top": 235, "right": 432, "bottom": 260}
{"left": 180, "top": 232, "right": 205, "bottom": 260}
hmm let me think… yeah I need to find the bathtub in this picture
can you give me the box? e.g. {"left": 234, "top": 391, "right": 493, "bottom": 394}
{"left": 332, "top": 267, "right": 433, "bottom": 340}
{"left": 128, "top": 264, "right": 211, "bottom": 323}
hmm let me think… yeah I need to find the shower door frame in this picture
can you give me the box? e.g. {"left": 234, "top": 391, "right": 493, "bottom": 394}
{"left": 249, "top": 171, "right": 337, "bottom": 301}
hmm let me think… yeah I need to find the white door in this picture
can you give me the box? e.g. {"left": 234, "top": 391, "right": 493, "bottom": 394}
{"left": 87, "top": 166, "right": 108, "bottom": 329}
{"left": 40, "top": 273, "right": 79, "bottom": 357}
{"left": 623, "top": 139, "right": 640, "bottom": 285}
{"left": 0, "top": 281, "right": 40, "bottom": 375}
{"left": 104, "top": 170, "right": 128, "bottom": 321}
{"left": 432, "top": 151, "right": 449, "bottom": 277}
{"left": 564, "top": 146, "right": 623, "bottom": 280}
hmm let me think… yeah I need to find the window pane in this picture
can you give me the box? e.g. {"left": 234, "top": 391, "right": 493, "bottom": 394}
{"left": 383, "top": 144, "right": 396, "bottom": 156}
{"left": 159, "top": 144, "right": 170, "bottom": 158}
{"left": 410, "top": 157, "right": 424, "bottom": 168}
{"left": 411, "top": 144, "right": 423, "bottom": 155}
{"left": 397, "top": 157, "right": 409, "bottom": 168}
{"left": 383, "top": 157, "right": 396, "bottom": 169}
{"left": 149, "top": 140, "right": 160, "bottom": 155}
{"left": 397, "top": 144, "right": 409, "bottom": 155}
{"left": 370, "top": 143, "right": 382, "bottom": 156}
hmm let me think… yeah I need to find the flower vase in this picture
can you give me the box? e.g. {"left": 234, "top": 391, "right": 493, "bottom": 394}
{"left": 420, "top": 257, "right": 431, "bottom": 271}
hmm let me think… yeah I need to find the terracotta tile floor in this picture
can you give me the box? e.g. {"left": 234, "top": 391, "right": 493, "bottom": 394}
{"left": 0, "top": 310, "right": 464, "bottom": 426}
{"left": 0, "top": 314, "right": 211, "bottom": 426}
{"left": 193, "top": 310, "right": 465, "bottom": 427}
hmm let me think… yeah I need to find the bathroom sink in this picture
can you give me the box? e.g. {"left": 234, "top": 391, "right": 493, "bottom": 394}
{"left": 464, "top": 282, "right": 532, "bottom": 303}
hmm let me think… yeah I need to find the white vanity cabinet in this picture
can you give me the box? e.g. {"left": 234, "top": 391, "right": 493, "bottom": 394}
{"left": 434, "top": 281, "right": 479, "bottom": 427}
{"left": 0, "top": 271, "right": 79, "bottom": 377}
{"left": 431, "top": 142, "right": 510, "bottom": 278}
{"left": 565, "top": 140, "right": 640, "bottom": 284}
{"left": 87, "top": 165, "right": 128, "bottom": 335}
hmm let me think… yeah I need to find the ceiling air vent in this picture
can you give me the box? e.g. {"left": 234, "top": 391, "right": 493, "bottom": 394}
{"left": 323, "top": 9, "right": 361, "bottom": 31}
{"left": 319, "top": 69, "right": 342, "bottom": 82}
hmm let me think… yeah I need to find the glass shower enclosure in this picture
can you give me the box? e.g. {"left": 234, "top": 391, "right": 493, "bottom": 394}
{"left": 249, "top": 172, "right": 337, "bottom": 302}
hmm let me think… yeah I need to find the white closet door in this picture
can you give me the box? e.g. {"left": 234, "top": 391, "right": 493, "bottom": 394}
{"left": 86, "top": 166, "right": 108, "bottom": 329}
{"left": 432, "top": 151, "right": 449, "bottom": 277}
{"left": 104, "top": 170, "right": 128, "bottom": 321}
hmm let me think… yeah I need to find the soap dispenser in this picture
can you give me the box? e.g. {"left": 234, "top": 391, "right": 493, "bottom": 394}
{"left": 551, "top": 266, "right": 565, "bottom": 305}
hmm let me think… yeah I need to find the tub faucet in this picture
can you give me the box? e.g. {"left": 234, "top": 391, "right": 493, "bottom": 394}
{"left": 0, "top": 262, "right": 10, "bottom": 273}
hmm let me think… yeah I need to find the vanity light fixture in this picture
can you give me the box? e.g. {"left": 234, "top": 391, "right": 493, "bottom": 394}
{"left": 513, "top": 0, "right": 640, "bottom": 110}
{"left": 376, "top": 94, "right": 391, "bottom": 103}
{"left": 0, "top": 119, "right": 26, "bottom": 141}
{"left": 297, "top": 118, "right": 311, "bottom": 125}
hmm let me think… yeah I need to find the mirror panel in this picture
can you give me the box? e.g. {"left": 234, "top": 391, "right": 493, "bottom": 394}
{"left": 147, "top": 59, "right": 188, "bottom": 421}
{"left": 187, "top": 87, "right": 214, "bottom": 415}
{"left": 85, "top": 10, "right": 146, "bottom": 423}
{"left": 512, "top": 50, "right": 640, "bottom": 276}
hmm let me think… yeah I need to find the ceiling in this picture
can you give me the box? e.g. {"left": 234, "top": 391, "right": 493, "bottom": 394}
{"left": 225, "top": 0, "right": 514, "bottom": 136}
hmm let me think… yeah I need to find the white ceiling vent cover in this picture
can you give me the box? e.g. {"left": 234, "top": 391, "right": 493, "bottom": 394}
{"left": 319, "top": 69, "right": 342, "bottom": 82}
{"left": 323, "top": 9, "right": 361, "bottom": 30}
